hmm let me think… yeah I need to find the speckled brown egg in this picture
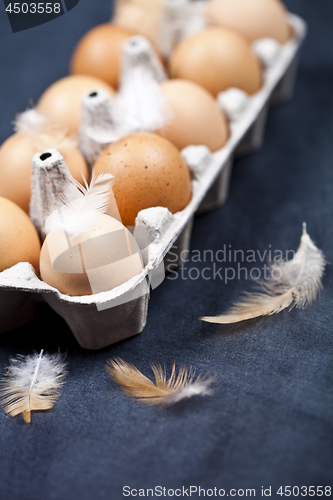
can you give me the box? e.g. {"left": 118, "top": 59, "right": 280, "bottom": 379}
{"left": 94, "top": 134, "right": 192, "bottom": 227}
{"left": 159, "top": 79, "right": 229, "bottom": 152}
{"left": 0, "top": 197, "right": 41, "bottom": 273}
{"left": 70, "top": 24, "right": 137, "bottom": 89}
{"left": 169, "top": 27, "right": 263, "bottom": 97}
{"left": 37, "top": 75, "right": 116, "bottom": 136}
{"left": 0, "top": 133, "right": 89, "bottom": 214}
{"left": 205, "top": 0, "right": 291, "bottom": 44}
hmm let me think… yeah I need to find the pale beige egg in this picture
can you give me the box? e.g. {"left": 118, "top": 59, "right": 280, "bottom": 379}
{"left": 0, "top": 197, "right": 41, "bottom": 273}
{"left": 169, "top": 27, "right": 263, "bottom": 97}
{"left": 70, "top": 24, "right": 138, "bottom": 89}
{"left": 206, "top": 0, "right": 291, "bottom": 44}
{"left": 94, "top": 133, "right": 192, "bottom": 227}
{"left": 0, "top": 132, "right": 89, "bottom": 214}
{"left": 40, "top": 214, "right": 144, "bottom": 296}
{"left": 113, "top": 0, "right": 164, "bottom": 43}
{"left": 159, "top": 79, "right": 229, "bottom": 152}
{"left": 37, "top": 75, "right": 116, "bottom": 135}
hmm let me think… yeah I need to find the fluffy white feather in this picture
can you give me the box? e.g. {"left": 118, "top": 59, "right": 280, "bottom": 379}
{"left": 13, "top": 108, "right": 76, "bottom": 150}
{"left": 0, "top": 350, "right": 67, "bottom": 423}
{"left": 45, "top": 171, "right": 114, "bottom": 237}
{"left": 201, "top": 224, "right": 326, "bottom": 324}
{"left": 106, "top": 358, "right": 214, "bottom": 405}
{"left": 14, "top": 108, "right": 47, "bottom": 134}
{"left": 111, "top": 65, "right": 172, "bottom": 138}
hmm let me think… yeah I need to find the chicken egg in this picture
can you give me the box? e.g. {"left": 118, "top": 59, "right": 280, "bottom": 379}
{"left": 94, "top": 133, "right": 192, "bottom": 227}
{"left": 70, "top": 24, "right": 137, "bottom": 89}
{"left": 0, "top": 132, "right": 88, "bottom": 214}
{"left": 205, "top": 0, "right": 291, "bottom": 44}
{"left": 0, "top": 197, "right": 41, "bottom": 274}
{"left": 37, "top": 75, "right": 116, "bottom": 136}
{"left": 113, "top": 0, "right": 164, "bottom": 43}
{"left": 40, "top": 213, "right": 144, "bottom": 296}
{"left": 159, "top": 79, "right": 229, "bottom": 152}
{"left": 169, "top": 27, "right": 262, "bottom": 97}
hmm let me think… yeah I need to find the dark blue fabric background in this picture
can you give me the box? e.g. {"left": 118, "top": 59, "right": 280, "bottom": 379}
{"left": 0, "top": 1, "right": 332, "bottom": 499}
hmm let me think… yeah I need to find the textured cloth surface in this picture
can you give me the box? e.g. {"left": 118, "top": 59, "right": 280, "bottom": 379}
{"left": 0, "top": 1, "right": 332, "bottom": 499}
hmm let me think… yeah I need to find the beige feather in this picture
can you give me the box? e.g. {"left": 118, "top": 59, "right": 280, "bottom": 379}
{"left": 106, "top": 358, "right": 214, "bottom": 405}
{"left": 200, "top": 223, "right": 326, "bottom": 324}
{"left": 0, "top": 350, "right": 67, "bottom": 423}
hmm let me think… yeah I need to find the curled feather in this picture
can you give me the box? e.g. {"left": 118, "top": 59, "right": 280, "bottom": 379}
{"left": 0, "top": 350, "right": 67, "bottom": 423}
{"left": 106, "top": 358, "right": 214, "bottom": 405}
{"left": 45, "top": 171, "right": 115, "bottom": 237}
{"left": 200, "top": 223, "right": 326, "bottom": 324}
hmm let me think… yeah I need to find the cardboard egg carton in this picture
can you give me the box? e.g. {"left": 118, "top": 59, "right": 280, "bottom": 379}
{"left": 0, "top": 14, "right": 306, "bottom": 350}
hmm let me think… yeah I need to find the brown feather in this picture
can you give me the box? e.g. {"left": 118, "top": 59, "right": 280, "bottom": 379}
{"left": 106, "top": 358, "right": 214, "bottom": 405}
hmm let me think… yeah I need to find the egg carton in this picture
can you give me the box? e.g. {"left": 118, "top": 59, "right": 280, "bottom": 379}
{"left": 0, "top": 14, "right": 306, "bottom": 350}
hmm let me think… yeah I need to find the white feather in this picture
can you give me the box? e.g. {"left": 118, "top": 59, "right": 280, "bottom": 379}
{"left": 111, "top": 65, "right": 172, "bottom": 138}
{"left": 13, "top": 108, "right": 76, "bottom": 151}
{"left": 162, "top": 379, "right": 214, "bottom": 405}
{"left": 45, "top": 171, "right": 115, "bottom": 237}
{"left": 201, "top": 223, "right": 326, "bottom": 324}
{"left": 0, "top": 350, "right": 67, "bottom": 423}
{"left": 13, "top": 108, "right": 47, "bottom": 134}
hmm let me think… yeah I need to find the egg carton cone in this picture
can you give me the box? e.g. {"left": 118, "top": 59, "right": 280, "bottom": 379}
{"left": 157, "top": 0, "right": 207, "bottom": 59}
{"left": 0, "top": 14, "right": 306, "bottom": 350}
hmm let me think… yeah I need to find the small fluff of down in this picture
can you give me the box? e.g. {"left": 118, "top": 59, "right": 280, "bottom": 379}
{"left": 13, "top": 108, "right": 76, "bottom": 150}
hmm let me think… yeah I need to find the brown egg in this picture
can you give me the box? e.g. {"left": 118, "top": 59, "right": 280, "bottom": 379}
{"left": 94, "top": 134, "right": 192, "bottom": 227}
{"left": 37, "top": 75, "right": 116, "bottom": 135}
{"left": 0, "top": 197, "right": 41, "bottom": 273}
{"left": 70, "top": 24, "right": 137, "bottom": 89}
{"left": 40, "top": 214, "right": 144, "bottom": 296}
{"left": 206, "top": 0, "right": 291, "bottom": 44}
{"left": 159, "top": 79, "right": 229, "bottom": 152}
{"left": 113, "top": 0, "right": 164, "bottom": 43}
{"left": 0, "top": 133, "right": 89, "bottom": 214}
{"left": 169, "top": 27, "right": 262, "bottom": 97}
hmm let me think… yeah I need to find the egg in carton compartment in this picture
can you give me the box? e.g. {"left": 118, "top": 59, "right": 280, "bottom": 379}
{"left": 0, "top": 147, "right": 222, "bottom": 350}
{"left": 79, "top": 13, "right": 306, "bottom": 216}
{"left": 0, "top": 15, "right": 306, "bottom": 350}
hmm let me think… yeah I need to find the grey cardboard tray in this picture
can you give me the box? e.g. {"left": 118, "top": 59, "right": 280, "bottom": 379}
{"left": 0, "top": 14, "right": 306, "bottom": 349}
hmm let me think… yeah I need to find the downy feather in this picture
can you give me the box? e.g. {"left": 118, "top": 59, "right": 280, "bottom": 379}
{"left": 111, "top": 65, "right": 172, "bottom": 138}
{"left": 14, "top": 108, "right": 76, "bottom": 150}
{"left": 200, "top": 223, "right": 326, "bottom": 324}
{"left": 0, "top": 350, "right": 67, "bottom": 423}
{"left": 45, "top": 171, "right": 114, "bottom": 237}
{"left": 106, "top": 358, "right": 214, "bottom": 405}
